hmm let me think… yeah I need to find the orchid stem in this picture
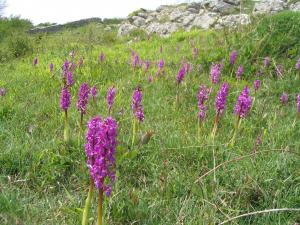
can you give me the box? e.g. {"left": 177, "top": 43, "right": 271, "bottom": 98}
{"left": 230, "top": 117, "right": 242, "bottom": 146}
{"left": 82, "top": 177, "right": 94, "bottom": 225}
{"left": 197, "top": 118, "right": 201, "bottom": 141}
{"left": 131, "top": 118, "right": 136, "bottom": 148}
{"left": 64, "top": 110, "right": 69, "bottom": 142}
{"left": 78, "top": 113, "right": 83, "bottom": 146}
{"left": 97, "top": 189, "right": 103, "bottom": 225}
{"left": 211, "top": 113, "right": 219, "bottom": 139}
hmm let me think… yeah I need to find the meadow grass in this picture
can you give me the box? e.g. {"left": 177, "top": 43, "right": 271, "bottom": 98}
{"left": 0, "top": 12, "right": 300, "bottom": 224}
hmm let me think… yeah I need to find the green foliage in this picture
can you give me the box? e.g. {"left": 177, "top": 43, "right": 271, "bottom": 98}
{"left": 102, "top": 18, "right": 123, "bottom": 25}
{"left": 0, "top": 17, "right": 33, "bottom": 61}
{"left": 0, "top": 17, "right": 32, "bottom": 42}
{"left": 255, "top": 11, "right": 300, "bottom": 58}
{"left": 7, "top": 34, "right": 33, "bottom": 58}
{"left": 127, "top": 28, "right": 149, "bottom": 41}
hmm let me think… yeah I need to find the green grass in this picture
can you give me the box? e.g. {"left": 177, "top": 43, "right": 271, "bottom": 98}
{"left": 0, "top": 12, "right": 300, "bottom": 225}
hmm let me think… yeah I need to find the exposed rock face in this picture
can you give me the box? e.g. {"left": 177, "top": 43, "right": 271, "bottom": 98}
{"left": 146, "top": 22, "right": 181, "bottom": 36}
{"left": 192, "top": 11, "right": 219, "bottom": 29}
{"left": 216, "top": 14, "right": 250, "bottom": 28}
{"left": 118, "top": 0, "right": 300, "bottom": 37}
{"left": 253, "top": 0, "right": 287, "bottom": 14}
{"left": 118, "top": 0, "right": 251, "bottom": 37}
{"left": 118, "top": 23, "right": 137, "bottom": 36}
{"left": 290, "top": 2, "right": 300, "bottom": 11}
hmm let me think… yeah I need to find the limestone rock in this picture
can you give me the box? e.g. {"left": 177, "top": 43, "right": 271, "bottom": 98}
{"left": 192, "top": 12, "right": 219, "bottom": 29}
{"left": 203, "top": 0, "right": 238, "bottom": 15}
{"left": 217, "top": 14, "right": 250, "bottom": 28}
{"left": 182, "top": 14, "right": 196, "bottom": 27}
{"left": 253, "top": 0, "right": 287, "bottom": 14}
{"left": 170, "top": 8, "right": 185, "bottom": 22}
{"left": 146, "top": 22, "right": 181, "bottom": 36}
{"left": 118, "top": 23, "right": 137, "bottom": 36}
{"left": 132, "top": 16, "right": 146, "bottom": 27}
{"left": 289, "top": 2, "right": 300, "bottom": 11}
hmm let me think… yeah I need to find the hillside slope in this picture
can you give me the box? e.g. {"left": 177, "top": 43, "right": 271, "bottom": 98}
{"left": 0, "top": 11, "right": 300, "bottom": 225}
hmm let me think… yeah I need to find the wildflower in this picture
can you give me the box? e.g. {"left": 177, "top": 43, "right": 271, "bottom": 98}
{"left": 148, "top": 75, "right": 153, "bottom": 83}
{"left": 76, "top": 83, "right": 90, "bottom": 115}
{"left": 85, "top": 116, "right": 117, "bottom": 195}
{"left": 66, "top": 70, "right": 73, "bottom": 86}
{"left": 280, "top": 92, "right": 288, "bottom": 105}
{"left": 197, "top": 85, "right": 210, "bottom": 121}
{"left": 33, "top": 57, "right": 38, "bottom": 66}
{"left": 253, "top": 128, "right": 263, "bottom": 153}
{"left": 60, "top": 87, "right": 71, "bottom": 142}
{"left": 210, "top": 64, "right": 221, "bottom": 84}
{"left": 159, "top": 59, "right": 164, "bottom": 70}
{"left": 253, "top": 79, "right": 261, "bottom": 93}
{"left": 91, "top": 85, "right": 97, "bottom": 101}
{"left": 210, "top": 83, "right": 229, "bottom": 139}
{"left": 234, "top": 86, "right": 252, "bottom": 118}
{"left": 176, "top": 65, "right": 186, "bottom": 84}
{"left": 236, "top": 65, "right": 244, "bottom": 80}
{"left": 107, "top": 87, "right": 116, "bottom": 114}
{"left": 132, "top": 54, "right": 140, "bottom": 69}
{"left": 295, "top": 58, "right": 300, "bottom": 70}
{"left": 144, "top": 60, "right": 150, "bottom": 71}
{"left": 60, "top": 87, "right": 71, "bottom": 111}
{"left": 50, "top": 63, "right": 54, "bottom": 72}
{"left": 264, "top": 57, "right": 270, "bottom": 67}
{"left": 99, "top": 52, "right": 105, "bottom": 62}
{"left": 229, "top": 50, "right": 237, "bottom": 65}
{"left": 215, "top": 83, "right": 229, "bottom": 115}
{"left": 0, "top": 88, "right": 6, "bottom": 96}
{"left": 230, "top": 86, "right": 252, "bottom": 146}
{"left": 156, "top": 59, "right": 164, "bottom": 76}
{"left": 131, "top": 87, "right": 144, "bottom": 122}
{"left": 63, "top": 60, "right": 69, "bottom": 71}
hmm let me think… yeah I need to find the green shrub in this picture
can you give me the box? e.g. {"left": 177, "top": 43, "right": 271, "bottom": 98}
{"left": 7, "top": 34, "right": 32, "bottom": 58}
{"left": 0, "top": 17, "right": 32, "bottom": 42}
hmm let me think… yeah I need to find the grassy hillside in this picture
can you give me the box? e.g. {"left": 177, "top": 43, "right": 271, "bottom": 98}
{"left": 0, "top": 12, "right": 300, "bottom": 224}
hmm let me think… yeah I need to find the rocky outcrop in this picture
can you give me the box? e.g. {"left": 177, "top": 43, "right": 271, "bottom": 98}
{"left": 118, "top": 0, "right": 251, "bottom": 37}
{"left": 289, "top": 2, "right": 300, "bottom": 11}
{"left": 253, "top": 0, "right": 287, "bottom": 14}
{"left": 118, "top": 0, "right": 300, "bottom": 37}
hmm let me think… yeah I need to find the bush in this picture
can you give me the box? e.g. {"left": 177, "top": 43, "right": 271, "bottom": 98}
{"left": 0, "top": 17, "right": 32, "bottom": 42}
{"left": 0, "top": 34, "right": 32, "bottom": 62}
{"left": 7, "top": 34, "right": 32, "bottom": 58}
